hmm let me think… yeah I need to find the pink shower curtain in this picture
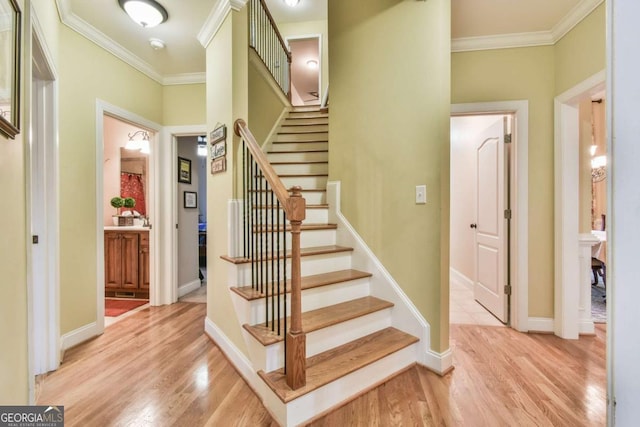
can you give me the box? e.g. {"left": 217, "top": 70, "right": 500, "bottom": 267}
{"left": 120, "top": 173, "right": 146, "bottom": 215}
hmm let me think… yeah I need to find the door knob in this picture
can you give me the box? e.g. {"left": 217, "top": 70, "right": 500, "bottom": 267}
{"left": 470, "top": 223, "right": 477, "bottom": 229}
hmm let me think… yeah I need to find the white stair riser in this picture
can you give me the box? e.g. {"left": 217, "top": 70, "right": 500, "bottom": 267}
{"left": 233, "top": 252, "right": 353, "bottom": 285}
{"left": 273, "top": 163, "right": 328, "bottom": 175}
{"left": 283, "top": 117, "right": 328, "bottom": 126}
{"left": 275, "top": 132, "right": 328, "bottom": 143}
{"left": 282, "top": 344, "right": 418, "bottom": 427}
{"left": 249, "top": 228, "right": 336, "bottom": 251}
{"left": 260, "top": 308, "right": 393, "bottom": 372}
{"left": 250, "top": 191, "right": 325, "bottom": 205}
{"left": 270, "top": 142, "right": 328, "bottom": 152}
{"left": 280, "top": 175, "right": 327, "bottom": 190}
{"left": 241, "top": 278, "right": 371, "bottom": 325}
{"left": 267, "top": 151, "right": 328, "bottom": 162}
{"left": 279, "top": 124, "right": 328, "bottom": 133}
{"left": 252, "top": 207, "right": 328, "bottom": 223}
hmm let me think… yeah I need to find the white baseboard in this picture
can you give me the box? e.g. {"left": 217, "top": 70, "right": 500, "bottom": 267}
{"left": 203, "top": 317, "right": 264, "bottom": 396}
{"left": 422, "top": 348, "right": 454, "bottom": 375}
{"left": 60, "top": 322, "right": 100, "bottom": 351}
{"left": 579, "top": 319, "right": 596, "bottom": 335}
{"left": 178, "top": 279, "right": 202, "bottom": 298}
{"left": 527, "top": 317, "right": 555, "bottom": 333}
{"left": 450, "top": 267, "right": 474, "bottom": 290}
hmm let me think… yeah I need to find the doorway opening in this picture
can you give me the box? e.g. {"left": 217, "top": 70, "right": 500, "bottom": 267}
{"left": 176, "top": 135, "right": 208, "bottom": 303}
{"left": 451, "top": 101, "right": 529, "bottom": 332}
{"left": 287, "top": 36, "right": 321, "bottom": 106}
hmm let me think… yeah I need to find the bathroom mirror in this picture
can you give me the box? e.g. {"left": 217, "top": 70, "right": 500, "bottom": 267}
{"left": 120, "top": 148, "right": 148, "bottom": 216}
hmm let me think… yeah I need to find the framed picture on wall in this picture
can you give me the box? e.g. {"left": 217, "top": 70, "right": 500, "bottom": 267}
{"left": 178, "top": 157, "right": 191, "bottom": 184}
{"left": 0, "top": 0, "right": 22, "bottom": 139}
{"left": 184, "top": 191, "right": 197, "bottom": 208}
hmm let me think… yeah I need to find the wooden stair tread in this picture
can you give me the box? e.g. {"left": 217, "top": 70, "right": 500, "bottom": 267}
{"left": 252, "top": 204, "right": 328, "bottom": 210}
{"left": 252, "top": 223, "right": 337, "bottom": 232}
{"left": 243, "top": 296, "right": 394, "bottom": 346}
{"left": 270, "top": 161, "right": 328, "bottom": 165}
{"left": 221, "top": 245, "right": 353, "bottom": 264}
{"left": 273, "top": 140, "right": 328, "bottom": 144}
{"left": 258, "top": 327, "right": 418, "bottom": 403}
{"left": 248, "top": 188, "right": 326, "bottom": 193}
{"left": 274, "top": 173, "right": 328, "bottom": 177}
{"left": 281, "top": 123, "right": 328, "bottom": 127}
{"left": 231, "top": 269, "right": 372, "bottom": 301}
{"left": 268, "top": 150, "right": 328, "bottom": 154}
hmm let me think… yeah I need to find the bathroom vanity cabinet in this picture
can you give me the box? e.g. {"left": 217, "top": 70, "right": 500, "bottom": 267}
{"left": 104, "top": 228, "right": 149, "bottom": 299}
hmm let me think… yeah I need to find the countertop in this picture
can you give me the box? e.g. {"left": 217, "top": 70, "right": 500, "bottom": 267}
{"left": 104, "top": 226, "right": 149, "bottom": 231}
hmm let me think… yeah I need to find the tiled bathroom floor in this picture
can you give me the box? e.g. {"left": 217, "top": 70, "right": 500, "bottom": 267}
{"left": 450, "top": 280, "right": 505, "bottom": 327}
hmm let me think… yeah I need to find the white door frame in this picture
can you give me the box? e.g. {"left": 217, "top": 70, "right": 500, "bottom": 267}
{"left": 95, "top": 101, "right": 161, "bottom": 332}
{"left": 161, "top": 125, "right": 207, "bottom": 303}
{"left": 27, "top": 9, "right": 60, "bottom": 397}
{"left": 451, "top": 101, "right": 529, "bottom": 331}
{"left": 554, "top": 70, "right": 606, "bottom": 339}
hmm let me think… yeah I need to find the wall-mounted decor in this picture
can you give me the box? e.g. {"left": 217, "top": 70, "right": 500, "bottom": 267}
{"left": 183, "top": 191, "right": 197, "bottom": 208}
{"left": 210, "top": 124, "right": 226, "bottom": 145}
{"left": 211, "top": 157, "right": 226, "bottom": 175}
{"left": 211, "top": 141, "right": 226, "bottom": 159}
{"left": 178, "top": 156, "right": 191, "bottom": 184}
{"left": 0, "top": 0, "right": 21, "bottom": 139}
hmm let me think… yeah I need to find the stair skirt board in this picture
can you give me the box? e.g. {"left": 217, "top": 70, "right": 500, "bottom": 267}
{"left": 327, "top": 181, "right": 450, "bottom": 373}
{"left": 230, "top": 277, "right": 371, "bottom": 327}
{"left": 241, "top": 308, "right": 392, "bottom": 373}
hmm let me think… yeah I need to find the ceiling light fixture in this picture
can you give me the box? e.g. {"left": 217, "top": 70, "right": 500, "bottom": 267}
{"left": 149, "top": 38, "right": 165, "bottom": 50}
{"left": 118, "top": 0, "right": 168, "bottom": 28}
{"left": 197, "top": 135, "right": 207, "bottom": 157}
{"left": 283, "top": 0, "right": 300, "bottom": 7}
{"left": 126, "top": 130, "right": 151, "bottom": 154}
{"left": 306, "top": 59, "right": 318, "bottom": 69}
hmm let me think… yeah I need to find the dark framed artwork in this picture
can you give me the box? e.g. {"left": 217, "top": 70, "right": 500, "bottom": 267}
{"left": 183, "top": 191, "right": 197, "bottom": 208}
{"left": 0, "top": 0, "right": 21, "bottom": 139}
{"left": 178, "top": 156, "right": 191, "bottom": 184}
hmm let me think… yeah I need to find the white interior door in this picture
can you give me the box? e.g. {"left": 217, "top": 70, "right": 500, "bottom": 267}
{"left": 473, "top": 117, "right": 509, "bottom": 323}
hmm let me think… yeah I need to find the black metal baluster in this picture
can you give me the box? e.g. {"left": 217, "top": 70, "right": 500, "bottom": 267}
{"left": 252, "top": 160, "right": 258, "bottom": 290}
{"left": 283, "top": 208, "right": 287, "bottom": 374}
{"left": 270, "top": 190, "right": 275, "bottom": 333}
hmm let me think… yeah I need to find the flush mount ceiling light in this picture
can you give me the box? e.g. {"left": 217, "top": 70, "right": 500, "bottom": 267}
{"left": 306, "top": 59, "right": 318, "bottom": 69}
{"left": 149, "top": 38, "right": 165, "bottom": 50}
{"left": 283, "top": 0, "right": 300, "bottom": 7}
{"left": 118, "top": 0, "right": 168, "bottom": 28}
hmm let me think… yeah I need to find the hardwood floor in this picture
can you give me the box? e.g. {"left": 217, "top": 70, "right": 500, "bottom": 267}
{"left": 37, "top": 304, "right": 606, "bottom": 426}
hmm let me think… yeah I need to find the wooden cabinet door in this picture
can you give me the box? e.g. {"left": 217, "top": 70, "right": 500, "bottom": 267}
{"left": 120, "top": 233, "right": 140, "bottom": 289}
{"left": 104, "top": 231, "right": 123, "bottom": 288}
{"left": 139, "top": 232, "right": 150, "bottom": 290}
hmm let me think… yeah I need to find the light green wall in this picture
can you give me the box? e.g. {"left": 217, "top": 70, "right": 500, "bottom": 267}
{"left": 206, "top": 10, "right": 250, "bottom": 355}
{"left": 555, "top": 4, "right": 606, "bottom": 96}
{"left": 163, "top": 84, "right": 206, "bottom": 126}
{"left": 58, "top": 26, "right": 163, "bottom": 335}
{"left": 278, "top": 20, "right": 329, "bottom": 100}
{"left": 451, "top": 3, "right": 605, "bottom": 319}
{"left": 328, "top": 0, "right": 451, "bottom": 352}
{"left": 248, "top": 57, "right": 288, "bottom": 145}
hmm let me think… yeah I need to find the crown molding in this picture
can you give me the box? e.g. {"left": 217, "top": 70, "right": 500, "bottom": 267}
{"left": 452, "top": 0, "right": 605, "bottom": 52}
{"left": 163, "top": 73, "right": 206, "bottom": 86}
{"left": 56, "top": 0, "right": 164, "bottom": 84}
{"left": 198, "top": 0, "right": 248, "bottom": 48}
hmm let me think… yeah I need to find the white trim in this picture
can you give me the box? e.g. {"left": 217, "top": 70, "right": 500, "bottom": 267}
{"left": 162, "top": 125, "right": 208, "bottom": 304}
{"left": 451, "top": 101, "right": 529, "bottom": 332}
{"left": 326, "top": 182, "right": 448, "bottom": 373}
{"left": 527, "top": 317, "right": 555, "bottom": 333}
{"left": 203, "top": 317, "right": 263, "bottom": 395}
{"left": 178, "top": 279, "right": 202, "bottom": 298}
{"left": 451, "top": 0, "right": 604, "bottom": 52}
{"left": 554, "top": 70, "right": 605, "bottom": 339}
{"left": 578, "top": 233, "right": 600, "bottom": 335}
{"left": 163, "top": 73, "right": 206, "bottom": 86}
{"left": 96, "top": 101, "right": 162, "bottom": 336}
{"left": 60, "top": 322, "right": 100, "bottom": 351}
{"left": 422, "top": 348, "right": 453, "bottom": 375}
{"left": 449, "top": 267, "right": 473, "bottom": 290}
{"left": 198, "top": 0, "right": 248, "bottom": 48}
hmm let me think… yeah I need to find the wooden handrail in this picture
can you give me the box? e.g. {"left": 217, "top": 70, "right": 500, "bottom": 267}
{"left": 234, "top": 118, "right": 307, "bottom": 390}
{"left": 258, "top": 0, "right": 292, "bottom": 63}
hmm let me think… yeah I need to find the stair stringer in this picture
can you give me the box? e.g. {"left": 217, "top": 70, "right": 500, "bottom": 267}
{"left": 327, "top": 181, "right": 453, "bottom": 374}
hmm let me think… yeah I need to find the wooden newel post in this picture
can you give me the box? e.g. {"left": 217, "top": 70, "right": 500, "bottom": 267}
{"left": 286, "top": 186, "right": 306, "bottom": 389}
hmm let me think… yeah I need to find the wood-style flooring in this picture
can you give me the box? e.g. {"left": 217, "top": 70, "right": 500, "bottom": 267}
{"left": 37, "top": 303, "right": 606, "bottom": 426}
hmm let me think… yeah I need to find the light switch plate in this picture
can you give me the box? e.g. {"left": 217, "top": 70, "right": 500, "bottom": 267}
{"left": 416, "top": 185, "right": 426, "bottom": 204}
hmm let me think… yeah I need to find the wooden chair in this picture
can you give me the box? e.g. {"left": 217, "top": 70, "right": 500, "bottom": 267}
{"left": 591, "top": 257, "right": 606, "bottom": 293}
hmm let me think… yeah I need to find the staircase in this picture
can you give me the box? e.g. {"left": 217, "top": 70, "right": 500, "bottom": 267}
{"left": 226, "top": 107, "right": 420, "bottom": 426}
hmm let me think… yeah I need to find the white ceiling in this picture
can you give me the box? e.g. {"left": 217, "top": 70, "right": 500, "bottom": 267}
{"left": 58, "top": 0, "right": 603, "bottom": 85}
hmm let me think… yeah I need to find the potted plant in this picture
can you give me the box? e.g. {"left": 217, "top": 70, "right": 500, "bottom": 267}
{"left": 110, "top": 197, "right": 124, "bottom": 225}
